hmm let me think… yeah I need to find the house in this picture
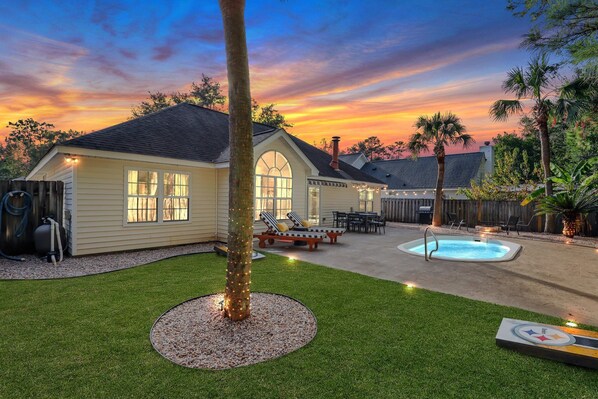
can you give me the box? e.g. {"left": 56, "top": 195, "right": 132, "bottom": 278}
{"left": 27, "top": 103, "right": 384, "bottom": 256}
{"left": 340, "top": 143, "right": 494, "bottom": 199}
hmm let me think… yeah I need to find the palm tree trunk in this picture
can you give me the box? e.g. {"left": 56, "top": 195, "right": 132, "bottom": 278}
{"left": 537, "top": 114, "right": 555, "bottom": 233}
{"left": 433, "top": 153, "right": 445, "bottom": 227}
{"left": 219, "top": 0, "right": 253, "bottom": 321}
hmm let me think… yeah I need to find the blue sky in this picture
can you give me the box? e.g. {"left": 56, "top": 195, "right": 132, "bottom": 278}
{"left": 0, "top": 0, "right": 535, "bottom": 152}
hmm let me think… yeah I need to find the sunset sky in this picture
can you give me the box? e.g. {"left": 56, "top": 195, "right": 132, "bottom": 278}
{"left": 0, "top": 0, "right": 534, "bottom": 154}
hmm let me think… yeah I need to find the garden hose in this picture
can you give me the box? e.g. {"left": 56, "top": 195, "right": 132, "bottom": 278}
{"left": 0, "top": 191, "right": 32, "bottom": 261}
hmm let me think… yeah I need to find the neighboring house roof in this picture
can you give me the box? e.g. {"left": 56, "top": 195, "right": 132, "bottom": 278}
{"left": 339, "top": 152, "right": 364, "bottom": 165}
{"left": 360, "top": 152, "right": 485, "bottom": 189}
{"left": 60, "top": 103, "right": 382, "bottom": 184}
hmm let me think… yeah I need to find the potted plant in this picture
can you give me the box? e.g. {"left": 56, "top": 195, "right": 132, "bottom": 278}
{"left": 522, "top": 158, "right": 598, "bottom": 238}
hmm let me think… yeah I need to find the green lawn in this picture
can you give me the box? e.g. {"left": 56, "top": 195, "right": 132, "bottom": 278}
{"left": 0, "top": 253, "right": 596, "bottom": 399}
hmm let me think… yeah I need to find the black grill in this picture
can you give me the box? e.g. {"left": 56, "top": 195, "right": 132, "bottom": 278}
{"left": 418, "top": 206, "right": 433, "bottom": 225}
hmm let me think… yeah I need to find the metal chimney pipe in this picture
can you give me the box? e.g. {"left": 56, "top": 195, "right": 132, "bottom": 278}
{"left": 330, "top": 136, "right": 340, "bottom": 170}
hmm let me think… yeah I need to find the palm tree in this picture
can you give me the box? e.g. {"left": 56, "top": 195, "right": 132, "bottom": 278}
{"left": 490, "top": 55, "right": 559, "bottom": 232}
{"left": 219, "top": 0, "right": 253, "bottom": 321}
{"left": 408, "top": 112, "right": 473, "bottom": 227}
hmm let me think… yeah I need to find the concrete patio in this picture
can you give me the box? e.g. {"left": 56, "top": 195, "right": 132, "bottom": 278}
{"left": 257, "top": 224, "right": 598, "bottom": 326}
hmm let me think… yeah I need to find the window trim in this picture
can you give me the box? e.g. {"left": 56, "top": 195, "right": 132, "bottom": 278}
{"left": 254, "top": 150, "right": 293, "bottom": 221}
{"left": 123, "top": 167, "right": 192, "bottom": 227}
{"left": 307, "top": 185, "right": 321, "bottom": 225}
{"left": 358, "top": 189, "right": 374, "bottom": 212}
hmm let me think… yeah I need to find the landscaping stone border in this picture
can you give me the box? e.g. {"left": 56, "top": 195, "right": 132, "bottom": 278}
{"left": 150, "top": 292, "right": 317, "bottom": 370}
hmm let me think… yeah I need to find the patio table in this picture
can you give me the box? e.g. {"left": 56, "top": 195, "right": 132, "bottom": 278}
{"left": 347, "top": 212, "right": 379, "bottom": 233}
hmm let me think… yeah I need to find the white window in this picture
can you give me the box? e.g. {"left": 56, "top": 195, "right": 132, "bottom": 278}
{"left": 126, "top": 169, "right": 190, "bottom": 224}
{"left": 359, "top": 189, "right": 374, "bottom": 212}
{"left": 255, "top": 151, "right": 292, "bottom": 220}
{"left": 163, "top": 173, "right": 190, "bottom": 221}
{"left": 127, "top": 170, "right": 158, "bottom": 223}
{"left": 308, "top": 186, "right": 320, "bottom": 224}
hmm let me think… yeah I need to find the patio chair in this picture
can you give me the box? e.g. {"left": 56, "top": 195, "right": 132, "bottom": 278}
{"left": 501, "top": 215, "right": 520, "bottom": 235}
{"left": 254, "top": 212, "right": 326, "bottom": 251}
{"left": 347, "top": 213, "right": 366, "bottom": 233}
{"left": 516, "top": 216, "right": 535, "bottom": 232}
{"left": 287, "top": 211, "right": 346, "bottom": 243}
{"left": 446, "top": 212, "right": 466, "bottom": 230}
{"left": 332, "top": 211, "right": 347, "bottom": 228}
{"left": 368, "top": 212, "right": 386, "bottom": 234}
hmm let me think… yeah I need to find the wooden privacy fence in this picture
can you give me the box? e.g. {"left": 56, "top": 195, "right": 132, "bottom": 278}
{"left": 0, "top": 180, "right": 64, "bottom": 255}
{"left": 382, "top": 198, "right": 597, "bottom": 236}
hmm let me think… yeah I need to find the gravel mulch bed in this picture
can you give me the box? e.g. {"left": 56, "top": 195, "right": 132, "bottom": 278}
{"left": 150, "top": 293, "right": 317, "bottom": 370}
{"left": 0, "top": 243, "right": 215, "bottom": 280}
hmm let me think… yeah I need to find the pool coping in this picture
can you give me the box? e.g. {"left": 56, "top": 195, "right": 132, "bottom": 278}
{"left": 397, "top": 235, "right": 522, "bottom": 262}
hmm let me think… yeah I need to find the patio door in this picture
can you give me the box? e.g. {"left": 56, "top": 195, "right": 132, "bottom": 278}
{"left": 307, "top": 186, "right": 320, "bottom": 224}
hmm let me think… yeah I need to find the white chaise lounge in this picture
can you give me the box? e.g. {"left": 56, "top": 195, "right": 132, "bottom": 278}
{"left": 286, "top": 211, "right": 346, "bottom": 243}
{"left": 254, "top": 212, "right": 326, "bottom": 251}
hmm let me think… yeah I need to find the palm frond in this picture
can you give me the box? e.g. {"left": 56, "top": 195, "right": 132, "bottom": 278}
{"left": 521, "top": 186, "right": 546, "bottom": 206}
{"left": 489, "top": 100, "right": 523, "bottom": 121}
{"left": 503, "top": 67, "right": 528, "bottom": 98}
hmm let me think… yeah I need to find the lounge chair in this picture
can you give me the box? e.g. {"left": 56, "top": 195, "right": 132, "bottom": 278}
{"left": 501, "top": 215, "right": 520, "bottom": 235}
{"left": 254, "top": 212, "right": 326, "bottom": 251}
{"left": 286, "top": 211, "right": 346, "bottom": 243}
{"left": 516, "top": 216, "right": 535, "bottom": 232}
{"left": 446, "top": 212, "right": 466, "bottom": 230}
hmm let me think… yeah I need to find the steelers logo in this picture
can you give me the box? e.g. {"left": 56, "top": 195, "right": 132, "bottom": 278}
{"left": 513, "top": 324, "right": 576, "bottom": 346}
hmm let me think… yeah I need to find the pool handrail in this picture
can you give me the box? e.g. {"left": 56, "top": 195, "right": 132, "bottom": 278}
{"left": 424, "top": 227, "right": 439, "bottom": 261}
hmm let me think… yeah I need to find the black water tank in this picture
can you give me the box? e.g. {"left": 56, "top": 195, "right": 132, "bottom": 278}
{"left": 34, "top": 223, "right": 67, "bottom": 255}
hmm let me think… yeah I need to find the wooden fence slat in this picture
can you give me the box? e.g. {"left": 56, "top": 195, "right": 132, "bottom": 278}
{"left": 382, "top": 197, "right": 597, "bottom": 236}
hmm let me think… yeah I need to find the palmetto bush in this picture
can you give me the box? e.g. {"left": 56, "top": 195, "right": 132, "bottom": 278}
{"left": 523, "top": 157, "right": 598, "bottom": 237}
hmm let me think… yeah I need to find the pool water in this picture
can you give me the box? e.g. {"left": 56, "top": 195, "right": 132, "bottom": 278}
{"left": 410, "top": 240, "right": 510, "bottom": 260}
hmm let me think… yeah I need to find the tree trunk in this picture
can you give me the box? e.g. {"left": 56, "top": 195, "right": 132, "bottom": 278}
{"left": 432, "top": 153, "right": 445, "bottom": 227}
{"left": 219, "top": 0, "right": 253, "bottom": 321}
{"left": 537, "top": 114, "right": 555, "bottom": 233}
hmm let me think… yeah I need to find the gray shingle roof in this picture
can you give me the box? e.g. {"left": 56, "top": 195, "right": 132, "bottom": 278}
{"left": 63, "top": 103, "right": 276, "bottom": 163}
{"left": 360, "top": 152, "right": 485, "bottom": 189}
{"left": 288, "top": 136, "right": 384, "bottom": 184}
{"left": 61, "top": 103, "right": 382, "bottom": 183}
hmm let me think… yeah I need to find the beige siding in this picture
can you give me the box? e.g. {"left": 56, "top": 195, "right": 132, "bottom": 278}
{"left": 74, "top": 157, "right": 217, "bottom": 256}
{"left": 28, "top": 155, "right": 75, "bottom": 251}
{"left": 318, "top": 185, "right": 381, "bottom": 226}
{"left": 216, "top": 168, "right": 229, "bottom": 241}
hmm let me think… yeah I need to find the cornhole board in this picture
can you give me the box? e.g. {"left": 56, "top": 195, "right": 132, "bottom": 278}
{"left": 214, "top": 245, "right": 265, "bottom": 261}
{"left": 496, "top": 318, "right": 598, "bottom": 369}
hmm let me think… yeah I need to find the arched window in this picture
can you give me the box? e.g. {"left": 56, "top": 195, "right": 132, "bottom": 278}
{"left": 255, "top": 151, "right": 292, "bottom": 220}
